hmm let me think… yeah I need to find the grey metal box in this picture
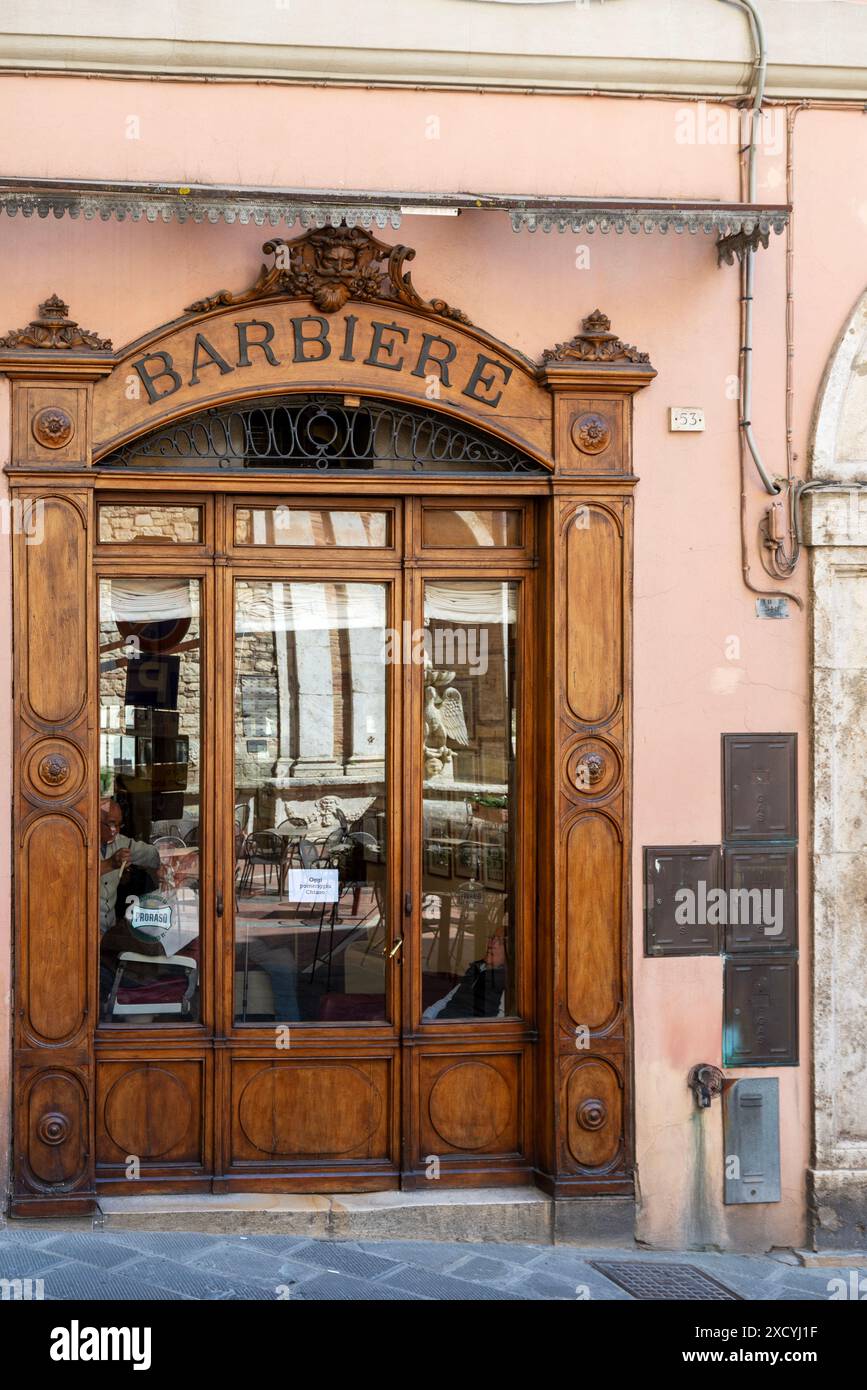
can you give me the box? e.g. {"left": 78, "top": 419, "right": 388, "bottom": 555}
{"left": 723, "top": 1077, "right": 781, "bottom": 1204}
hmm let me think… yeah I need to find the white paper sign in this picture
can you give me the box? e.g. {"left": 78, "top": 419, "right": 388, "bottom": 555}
{"left": 286, "top": 869, "right": 339, "bottom": 903}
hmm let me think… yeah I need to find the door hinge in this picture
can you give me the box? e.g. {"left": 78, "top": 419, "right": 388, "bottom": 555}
{"left": 216, "top": 890, "right": 224, "bottom": 918}
{"left": 404, "top": 891, "right": 412, "bottom": 917}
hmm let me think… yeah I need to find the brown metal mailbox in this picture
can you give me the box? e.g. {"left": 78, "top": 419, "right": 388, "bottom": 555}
{"left": 723, "top": 734, "right": 797, "bottom": 842}
{"left": 644, "top": 846, "right": 721, "bottom": 956}
{"left": 723, "top": 846, "right": 797, "bottom": 953}
{"left": 724, "top": 957, "right": 798, "bottom": 1066}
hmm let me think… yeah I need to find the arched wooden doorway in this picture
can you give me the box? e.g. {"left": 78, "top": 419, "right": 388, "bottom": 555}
{"left": 3, "top": 229, "right": 654, "bottom": 1215}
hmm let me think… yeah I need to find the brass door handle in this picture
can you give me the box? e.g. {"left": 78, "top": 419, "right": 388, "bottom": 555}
{"left": 387, "top": 936, "right": 404, "bottom": 959}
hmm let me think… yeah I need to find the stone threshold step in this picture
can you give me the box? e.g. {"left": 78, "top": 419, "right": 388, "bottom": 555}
{"left": 94, "top": 1189, "right": 636, "bottom": 1245}
{"left": 795, "top": 1248, "right": 867, "bottom": 1267}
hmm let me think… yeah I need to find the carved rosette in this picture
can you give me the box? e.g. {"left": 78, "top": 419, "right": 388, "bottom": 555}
{"left": 187, "top": 225, "right": 472, "bottom": 326}
{"left": 542, "top": 309, "right": 649, "bottom": 365}
{"left": 25, "top": 739, "right": 86, "bottom": 803}
{"left": 564, "top": 736, "right": 622, "bottom": 801}
{"left": 576, "top": 1099, "right": 607, "bottom": 1132}
{"left": 576, "top": 751, "right": 606, "bottom": 787}
{"left": 38, "top": 752, "right": 70, "bottom": 786}
{"left": 0, "top": 294, "right": 112, "bottom": 351}
{"left": 37, "top": 1112, "right": 71, "bottom": 1146}
{"left": 32, "top": 407, "right": 75, "bottom": 450}
{"left": 571, "top": 411, "right": 610, "bottom": 455}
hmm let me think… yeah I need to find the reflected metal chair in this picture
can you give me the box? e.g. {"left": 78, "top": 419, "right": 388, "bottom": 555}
{"left": 238, "top": 830, "right": 285, "bottom": 895}
{"left": 107, "top": 939, "right": 199, "bottom": 1021}
{"left": 275, "top": 821, "right": 308, "bottom": 894}
{"left": 308, "top": 831, "right": 385, "bottom": 988}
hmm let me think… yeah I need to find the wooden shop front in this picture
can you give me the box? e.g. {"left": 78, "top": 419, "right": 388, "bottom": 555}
{"left": 2, "top": 227, "right": 654, "bottom": 1215}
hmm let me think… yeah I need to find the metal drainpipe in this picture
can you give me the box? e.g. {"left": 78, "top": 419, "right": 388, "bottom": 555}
{"left": 719, "top": 0, "right": 781, "bottom": 497}
{"left": 585, "top": 1, "right": 805, "bottom": 598}
{"left": 594, "top": 0, "right": 782, "bottom": 497}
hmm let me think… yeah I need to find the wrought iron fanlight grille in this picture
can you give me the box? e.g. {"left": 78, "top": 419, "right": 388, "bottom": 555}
{"left": 99, "top": 394, "right": 546, "bottom": 474}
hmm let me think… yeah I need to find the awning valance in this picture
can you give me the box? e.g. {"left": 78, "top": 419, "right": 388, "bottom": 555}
{"left": 0, "top": 177, "right": 789, "bottom": 252}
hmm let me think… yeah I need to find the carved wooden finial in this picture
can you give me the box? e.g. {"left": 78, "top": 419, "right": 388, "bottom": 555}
{"left": 186, "top": 225, "right": 472, "bottom": 326}
{"left": 0, "top": 294, "right": 113, "bottom": 351}
{"left": 541, "top": 309, "right": 650, "bottom": 365}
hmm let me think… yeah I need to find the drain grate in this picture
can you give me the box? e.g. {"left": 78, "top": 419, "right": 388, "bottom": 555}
{"left": 590, "top": 1261, "right": 742, "bottom": 1301}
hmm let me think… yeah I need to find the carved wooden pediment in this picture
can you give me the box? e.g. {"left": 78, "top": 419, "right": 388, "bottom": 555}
{"left": 541, "top": 309, "right": 649, "bottom": 365}
{"left": 0, "top": 294, "right": 113, "bottom": 351}
{"left": 187, "top": 225, "right": 472, "bottom": 326}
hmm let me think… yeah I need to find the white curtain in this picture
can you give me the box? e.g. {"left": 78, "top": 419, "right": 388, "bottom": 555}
{"left": 234, "top": 580, "right": 386, "bottom": 634}
{"left": 107, "top": 578, "right": 195, "bottom": 624}
{"left": 424, "top": 582, "right": 517, "bottom": 624}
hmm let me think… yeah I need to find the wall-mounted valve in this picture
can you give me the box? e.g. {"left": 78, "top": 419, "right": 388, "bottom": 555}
{"left": 688, "top": 1064, "right": 725, "bottom": 1110}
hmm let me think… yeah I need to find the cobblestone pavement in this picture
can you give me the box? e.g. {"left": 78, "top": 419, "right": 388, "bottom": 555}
{"left": 0, "top": 1225, "right": 859, "bottom": 1301}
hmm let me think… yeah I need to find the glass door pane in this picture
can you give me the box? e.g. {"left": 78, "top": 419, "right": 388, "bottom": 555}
{"left": 420, "top": 580, "right": 519, "bottom": 1021}
{"left": 233, "top": 580, "right": 389, "bottom": 1024}
{"left": 98, "top": 578, "right": 202, "bottom": 1024}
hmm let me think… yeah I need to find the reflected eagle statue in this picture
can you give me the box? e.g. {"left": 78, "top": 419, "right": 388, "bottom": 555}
{"left": 424, "top": 676, "right": 469, "bottom": 781}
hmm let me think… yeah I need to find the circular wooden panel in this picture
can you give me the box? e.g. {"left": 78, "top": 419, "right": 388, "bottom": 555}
{"left": 428, "top": 1061, "right": 512, "bottom": 1151}
{"left": 104, "top": 1068, "right": 192, "bottom": 1159}
{"left": 238, "top": 1064, "right": 381, "bottom": 1156}
{"left": 32, "top": 405, "right": 75, "bottom": 450}
{"left": 24, "top": 739, "right": 86, "bottom": 802}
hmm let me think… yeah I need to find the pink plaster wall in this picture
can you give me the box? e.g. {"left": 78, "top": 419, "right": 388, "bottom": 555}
{"left": 1, "top": 80, "right": 865, "bottom": 1246}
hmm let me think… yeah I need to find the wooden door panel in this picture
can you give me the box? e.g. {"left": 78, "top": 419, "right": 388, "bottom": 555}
{"left": 562, "top": 1055, "right": 624, "bottom": 1171}
{"left": 565, "top": 504, "right": 623, "bottom": 726}
{"left": 535, "top": 486, "right": 635, "bottom": 1199}
{"left": 19, "top": 1067, "right": 90, "bottom": 1191}
{"left": 96, "top": 1059, "right": 206, "bottom": 1170}
{"left": 403, "top": 1045, "right": 533, "bottom": 1186}
{"left": 21, "top": 815, "right": 88, "bottom": 1045}
{"left": 229, "top": 1057, "right": 393, "bottom": 1163}
{"left": 564, "top": 811, "right": 623, "bottom": 1033}
{"left": 23, "top": 496, "right": 88, "bottom": 724}
{"left": 419, "top": 1053, "right": 521, "bottom": 1155}
{"left": 12, "top": 486, "right": 96, "bottom": 1214}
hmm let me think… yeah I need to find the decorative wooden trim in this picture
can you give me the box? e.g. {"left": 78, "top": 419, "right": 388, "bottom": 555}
{"left": 539, "top": 310, "right": 657, "bottom": 401}
{"left": 11, "top": 484, "right": 97, "bottom": 1214}
{"left": 542, "top": 309, "right": 650, "bottom": 366}
{"left": 88, "top": 299, "right": 554, "bottom": 469}
{"left": 533, "top": 344, "right": 653, "bottom": 1202}
{"left": 0, "top": 294, "right": 112, "bottom": 352}
{"left": 188, "top": 226, "right": 471, "bottom": 326}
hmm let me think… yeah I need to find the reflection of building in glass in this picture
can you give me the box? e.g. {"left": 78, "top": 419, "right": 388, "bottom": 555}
{"left": 234, "top": 581, "right": 387, "bottom": 831}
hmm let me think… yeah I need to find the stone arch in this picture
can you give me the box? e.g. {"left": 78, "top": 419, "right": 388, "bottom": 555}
{"left": 811, "top": 286, "right": 867, "bottom": 482}
{"left": 806, "top": 285, "right": 867, "bottom": 1251}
